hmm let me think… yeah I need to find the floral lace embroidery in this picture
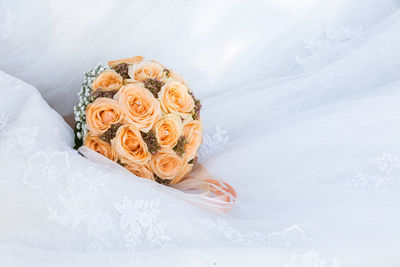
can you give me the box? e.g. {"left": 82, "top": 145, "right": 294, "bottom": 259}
{"left": 0, "top": 113, "right": 11, "bottom": 136}
{"left": 196, "top": 218, "right": 337, "bottom": 265}
{"left": 267, "top": 225, "right": 314, "bottom": 250}
{"left": 114, "top": 196, "right": 171, "bottom": 249}
{"left": 198, "top": 126, "right": 229, "bottom": 160}
{"left": 52, "top": 123, "right": 74, "bottom": 149}
{"left": 194, "top": 218, "right": 244, "bottom": 242}
{"left": 23, "top": 151, "right": 70, "bottom": 191}
{"left": 23, "top": 151, "right": 116, "bottom": 251}
{"left": 373, "top": 152, "right": 400, "bottom": 176}
{"left": 296, "top": 24, "right": 362, "bottom": 70}
{"left": 285, "top": 251, "right": 339, "bottom": 267}
{"left": 194, "top": 218, "right": 313, "bottom": 250}
{"left": 23, "top": 150, "right": 174, "bottom": 251}
{"left": 48, "top": 167, "right": 117, "bottom": 252}
{"left": 0, "top": 125, "right": 39, "bottom": 158}
{"left": 345, "top": 152, "right": 400, "bottom": 190}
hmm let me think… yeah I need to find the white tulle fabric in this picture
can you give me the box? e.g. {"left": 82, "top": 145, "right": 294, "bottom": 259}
{"left": 1, "top": 0, "right": 400, "bottom": 266}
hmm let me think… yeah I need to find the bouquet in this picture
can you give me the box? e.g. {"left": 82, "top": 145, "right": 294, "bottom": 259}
{"left": 74, "top": 56, "right": 235, "bottom": 211}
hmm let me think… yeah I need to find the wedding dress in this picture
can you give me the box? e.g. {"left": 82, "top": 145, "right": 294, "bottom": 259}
{"left": 1, "top": 0, "right": 400, "bottom": 266}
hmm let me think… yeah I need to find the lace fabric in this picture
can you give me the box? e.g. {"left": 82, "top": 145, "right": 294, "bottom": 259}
{"left": 0, "top": 70, "right": 330, "bottom": 265}
{"left": 1, "top": 1, "right": 400, "bottom": 266}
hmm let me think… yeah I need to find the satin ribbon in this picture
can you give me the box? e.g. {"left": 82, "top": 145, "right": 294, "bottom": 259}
{"left": 171, "top": 164, "right": 237, "bottom": 212}
{"left": 78, "top": 146, "right": 237, "bottom": 212}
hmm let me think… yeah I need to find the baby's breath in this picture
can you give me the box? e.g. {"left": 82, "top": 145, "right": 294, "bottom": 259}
{"left": 73, "top": 64, "right": 109, "bottom": 148}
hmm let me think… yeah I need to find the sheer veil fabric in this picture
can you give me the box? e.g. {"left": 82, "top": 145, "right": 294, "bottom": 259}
{"left": 1, "top": 0, "right": 400, "bottom": 266}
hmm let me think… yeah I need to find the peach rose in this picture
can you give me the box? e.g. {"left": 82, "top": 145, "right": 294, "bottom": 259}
{"left": 154, "top": 114, "right": 183, "bottom": 148}
{"left": 158, "top": 81, "right": 195, "bottom": 118}
{"left": 128, "top": 60, "right": 164, "bottom": 82}
{"left": 86, "top": 98, "right": 124, "bottom": 135}
{"left": 125, "top": 162, "right": 154, "bottom": 181}
{"left": 84, "top": 132, "right": 116, "bottom": 161}
{"left": 108, "top": 56, "right": 144, "bottom": 68}
{"left": 168, "top": 69, "right": 189, "bottom": 86}
{"left": 150, "top": 148, "right": 183, "bottom": 180}
{"left": 112, "top": 124, "right": 150, "bottom": 165}
{"left": 183, "top": 120, "right": 202, "bottom": 161}
{"left": 170, "top": 162, "right": 193, "bottom": 184}
{"left": 91, "top": 70, "right": 123, "bottom": 91}
{"left": 115, "top": 84, "right": 161, "bottom": 132}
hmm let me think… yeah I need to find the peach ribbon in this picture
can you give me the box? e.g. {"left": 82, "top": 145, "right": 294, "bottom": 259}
{"left": 171, "top": 164, "right": 237, "bottom": 212}
{"left": 78, "top": 146, "right": 237, "bottom": 212}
